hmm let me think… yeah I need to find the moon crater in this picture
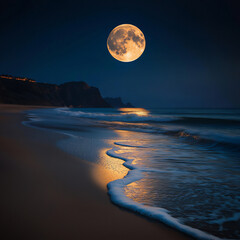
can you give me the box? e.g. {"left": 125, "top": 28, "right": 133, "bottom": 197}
{"left": 107, "top": 24, "right": 146, "bottom": 62}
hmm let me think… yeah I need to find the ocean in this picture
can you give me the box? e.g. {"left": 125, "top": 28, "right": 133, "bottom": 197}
{"left": 24, "top": 107, "right": 240, "bottom": 240}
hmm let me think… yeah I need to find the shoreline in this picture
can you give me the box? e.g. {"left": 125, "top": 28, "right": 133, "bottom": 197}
{"left": 0, "top": 104, "right": 193, "bottom": 240}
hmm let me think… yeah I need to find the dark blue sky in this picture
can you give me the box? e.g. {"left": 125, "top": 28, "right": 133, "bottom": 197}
{"left": 1, "top": 0, "right": 240, "bottom": 108}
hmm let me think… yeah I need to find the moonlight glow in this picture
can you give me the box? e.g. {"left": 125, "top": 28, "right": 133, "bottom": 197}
{"left": 107, "top": 24, "right": 146, "bottom": 62}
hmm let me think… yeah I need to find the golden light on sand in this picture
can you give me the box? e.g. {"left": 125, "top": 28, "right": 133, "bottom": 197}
{"left": 92, "top": 130, "right": 148, "bottom": 190}
{"left": 107, "top": 24, "right": 146, "bottom": 62}
{"left": 92, "top": 144, "right": 129, "bottom": 190}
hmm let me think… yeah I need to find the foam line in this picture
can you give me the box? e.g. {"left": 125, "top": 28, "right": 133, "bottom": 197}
{"left": 106, "top": 146, "right": 221, "bottom": 240}
{"left": 114, "top": 142, "right": 148, "bottom": 148}
{"left": 55, "top": 108, "right": 177, "bottom": 123}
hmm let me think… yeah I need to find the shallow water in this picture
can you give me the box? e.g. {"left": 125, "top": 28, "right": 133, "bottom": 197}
{"left": 24, "top": 107, "right": 240, "bottom": 239}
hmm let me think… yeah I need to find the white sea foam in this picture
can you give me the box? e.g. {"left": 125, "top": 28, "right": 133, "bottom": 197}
{"left": 55, "top": 108, "right": 240, "bottom": 147}
{"left": 114, "top": 142, "right": 148, "bottom": 148}
{"left": 106, "top": 145, "right": 221, "bottom": 240}
{"left": 55, "top": 108, "right": 178, "bottom": 123}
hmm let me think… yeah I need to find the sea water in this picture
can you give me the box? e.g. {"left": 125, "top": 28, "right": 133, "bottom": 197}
{"left": 24, "top": 108, "right": 240, "bottom": 239}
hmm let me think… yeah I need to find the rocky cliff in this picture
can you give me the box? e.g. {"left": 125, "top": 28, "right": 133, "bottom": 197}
{"left": 104, "top": 97, "right": 134, "bottom": 108}
{"left": 0, "top": 75, "right": 110, "bottom": 108}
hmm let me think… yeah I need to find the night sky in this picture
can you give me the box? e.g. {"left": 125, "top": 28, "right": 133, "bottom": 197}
{"left": 1, "top": 0, "right": 240, "bottom": 108}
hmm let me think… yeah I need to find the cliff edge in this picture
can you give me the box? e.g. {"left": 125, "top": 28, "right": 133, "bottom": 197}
{"left": 0, "top": 75, "right": 110, "bottom": 108}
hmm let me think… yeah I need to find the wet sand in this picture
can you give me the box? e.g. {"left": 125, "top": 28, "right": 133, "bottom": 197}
{"left": 0, "top": 104, "right": 193, "bottom": 240}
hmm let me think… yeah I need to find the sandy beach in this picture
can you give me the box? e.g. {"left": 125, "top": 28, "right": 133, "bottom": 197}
{"left": 0, "top": 104, "right": 193, "bottom": 240}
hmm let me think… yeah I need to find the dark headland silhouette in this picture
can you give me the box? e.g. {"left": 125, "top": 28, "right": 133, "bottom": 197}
{"left": 104, "top": 97, "right": 134, "bottom": 108}
{"left": 0, "top": 75, "right": 133, "bottom": 108}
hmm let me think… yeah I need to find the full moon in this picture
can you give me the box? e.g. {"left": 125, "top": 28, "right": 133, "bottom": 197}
{"left": 107, "top": 24, "right": 146, "bottom": 62}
